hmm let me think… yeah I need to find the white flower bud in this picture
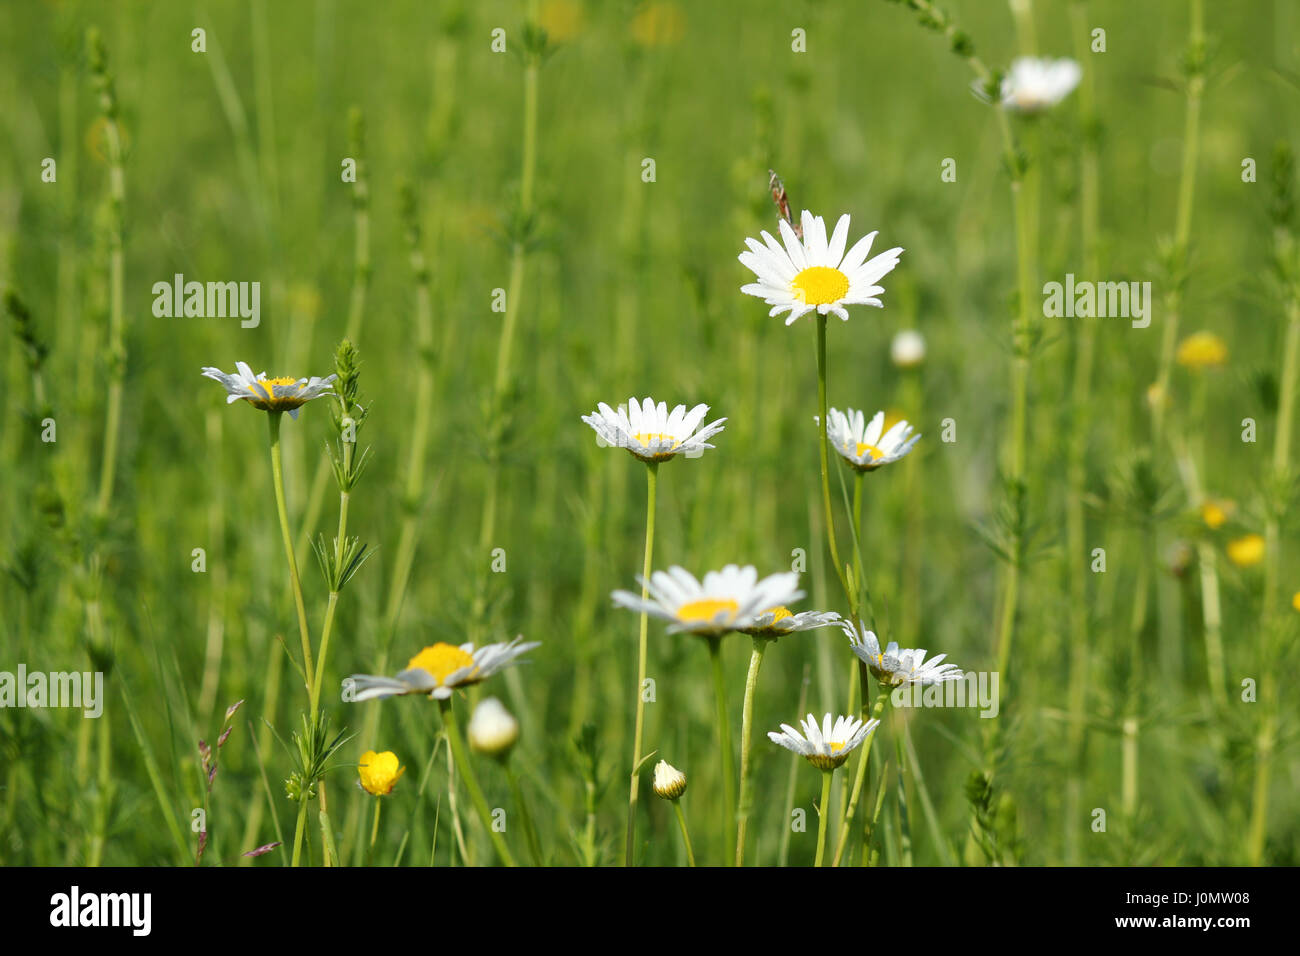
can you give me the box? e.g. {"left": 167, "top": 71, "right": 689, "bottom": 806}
{"left": 890, "top": 329, "right": 926, "bottom": 369}
{"left": 652, "top": 760, "right": 687, "bottom": 800}
{"left": 468, "top": 697, "right": 519, "bottom": 757}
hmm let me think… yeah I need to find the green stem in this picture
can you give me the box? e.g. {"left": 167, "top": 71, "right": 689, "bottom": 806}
{"left": 505, "top": 760, "right": 544, "bottom": 866}
{"left": 438, "top": 697, "right": 517, "bottom": 866}
{"left": 815, "top": 315, "right": 852, "bottom": 608}
{"left": 290, "top": 796, "right": 309, "bottom": 867}
{"left": 814, "top": 769, "right": 834, "bottom": 867}
{"left": 672, "top": 800, "right": 697, "bottom": 866}
{"left": 832, "top": 692, "right": 886, "bottom": 866}
{"left": 367, "top": 797, "right": 381, "bottom": 865}
{"left": 267, "top": 411, "right": 314, "bottom": 696}
{"left": 624, "top": 461, "right": 658, "bottom": 866}
{"left": 735, "top": 636, "right": 769, "bottom": 865}
{"left": 708, "top": 636, "right": 737, "bottom": 866}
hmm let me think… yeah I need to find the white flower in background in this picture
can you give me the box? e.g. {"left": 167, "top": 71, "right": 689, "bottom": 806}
{"left": 468, "top": 697, "right": 521, "bottom": 757}
{"left": 890, "top": 329, "right": 926, "bottom": 369}
{"left": 201, "top": 361, "right": 336, "bottom": 418}
{"left": 581, "top": 397, "right": 726, "bottom": 463}
{"left": 842, "top": 620, "right": 963, "bottom": 688}
{"left": 739, "top": 606, "right": 842, "bottom": 639}
{"left": 652, "top": 760, "right": 687, "bottom": 800}
{"left": 768, "top": 713, "right": 878, "bottom": 770}
{"left": 826, "top": 407, "right": 920, "bottom": 472}
{"left": 345, "top": 638, "right": 540, "bottom": 701}
{"left": 738, "top": 209, "right": 903, "bottom": 324}
{"left": 981, "top": 57, "right": 1082, "bottom": 112}
{"left": 611, "top": 564, "right": 803, "bottom": 637}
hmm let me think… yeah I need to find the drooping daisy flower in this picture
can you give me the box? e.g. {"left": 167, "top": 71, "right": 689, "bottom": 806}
{"left": 768, "top": 713, "right": 878, "bottom": 770}
{"left": 980, "top": 57, "right": 1082, "bottom": 112}
{"left": 826, "top": 407, "right": 920, "bottom": 472}
{"left": 611, "top": 564, "right": 803, "bottom": 637}
{"left": 201, "top": 361, "right": 336, "bottom": 418}
{"left": 468, "top": 697, "right": 520, "bottom": 757}
{"left": 345, "top": 638, "right": 540, "bottom": 701}
{"left": 842, "top": 620, "right": 963, "bottom": 687}
{"left": 890, "top": 329, "right": 926, "bottom": 369}
{"left": 738, "top": 209, "right": 903, "bottom": 324}
{"left": 738, "top": 606, "right": 842, "bottom": 639}
{"left": 357, "top": 750, "right": 405, "bottom": 796}
{"left": 581, "top": 397, "right": 726, "bottom": 463}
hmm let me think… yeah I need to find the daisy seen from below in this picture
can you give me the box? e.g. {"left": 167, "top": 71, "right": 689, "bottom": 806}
{"left": 826, "top": 407, "right": 920, "bottom": 472}
{"left": 738, "top": 606, "right": 841, "bottom": 638}
{"left": 611, "top": 564, "right": 803, "bottom": 637}
{"left": 345, "top": 637, "right": 539, "bottom": 701}
{"left": 201, "top": 361, "right": 336, "bottom": 418}
{"left": 738, "top": 209, "right": 903, "bottom": 324}
{"left": 581, "top": 396, "right": 726, "bottom": 462}
{"left": 842, "top": 620, "right": 964, "bottom": 688}
{"left": 980, "top": 56, "right": 1082, "bottom": 112}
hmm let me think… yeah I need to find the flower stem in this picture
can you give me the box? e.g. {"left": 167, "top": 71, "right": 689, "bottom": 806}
{"left": 290, "top": 795, "right": 309, "bottom": 867}
{"left": 672, "top": 800, "right": 697, "bottom": 867}
{"left": 814, "top": 769, "right": 834, "bottom": 867}
{"left": 505, "top": 759, "right": 544, "bottom": 866}
{"left": 438, "top": 697, "right": 517, "bottom": 867}
{"left": 832, "top": 691, "right": 886, "bottom": 866}
{"left": 367, "top": 797, "right": 381, "bottom": 866}
{"left": 815, "top": 315, "right": 853, "bottom": 612}
{"left": 735, "top": 635, "right": 769, "bottom": 865}
{"left": 624, "top": 461, "right": 658, "bottom": 866}
{"left": 708, "top": 636, "right": 737, "bottom": 866}
{"left": 267, "top": 411, "right": 314, "bottom": 697}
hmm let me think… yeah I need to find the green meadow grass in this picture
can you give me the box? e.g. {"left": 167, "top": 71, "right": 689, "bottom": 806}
{"left": 1, "top": 0, "right": 1297, "bottom": 866}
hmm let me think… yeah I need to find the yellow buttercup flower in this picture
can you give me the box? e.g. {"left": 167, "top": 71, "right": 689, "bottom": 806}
{"left": 1200, "top": 498, "right": 1235, "bottom": 530}
{"left": 630, "top": 1, "right": 684, "bottom": 47}
{"left": 1291, "top": 591, "right": 1300, "bottom": 613}
{"left": 1226, "top": 534, "right": 1265, "bottom": 568}
{"left": 358, "top": 750, "right": 405, "bottom": 796}
{"left": 1176, "top": 331, "right": 1228, "bottom": 370}
{"left": 540, "top": 0, "right": 584, "bottom": 42}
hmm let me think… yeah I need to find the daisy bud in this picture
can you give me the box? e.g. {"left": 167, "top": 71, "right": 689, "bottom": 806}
{"left": 652, "top": 760, "right": 687, "bottom": 800}
{"left": 468, "top": 697, "right": 520, "bottom": 758}
{"left": 890, "top": 329, "right": 926, "bottom": 369}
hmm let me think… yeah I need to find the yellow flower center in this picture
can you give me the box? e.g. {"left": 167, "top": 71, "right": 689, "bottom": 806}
{"left": 406, "top": 643, "right": 476, "bottom": 683}
{"left": 677, "top": 598, "right": 739, "bottom": 623}
{"left": 791, "top": 266, "right": 849, "bottom": 306}
{"left": 764, "top": 606, "right": 793, "bottom": 624}
{"left": 828, "top": 741, "right": 845, "bottom": 753}
{"left": 634, "top": 432, "right": 678, "bottom": 448}
{"left": 855, "top": 443, "right": 886, "bottom": 461}
{"left": 252, "top": 376, "right": 299, "bottom": 397}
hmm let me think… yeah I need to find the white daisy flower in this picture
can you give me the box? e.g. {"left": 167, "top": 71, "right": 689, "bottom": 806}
{"left": 581, "top": 397, "right": 727, "bottom": 463}
{"left": 768, "top": 712, "right": 879, "bottom": 771}
{"left": 842, "top": 620, "right": 963, "bottom": 688}
{"left": 826, "top": 407, "right": 920, "bottom": 472}
{"left": 201, "top": 361, "right": 336, "bottom": 418}
{"left": 890, "top": 329, "right": 926, "bottom": 369}
{"left": 345, "top": 637, "right": 540, "bottom": 702}
{"left": 979, "top": 57, "right": 1082, "bottom": 113}
{"left": 611, "top": 564, "right": 803, "bottom": 637}
{"left": 738, "top": 606, "right": 842, "bottom": 639}
{"left": 738, "top": 209, "right": 903, "bottom": 325}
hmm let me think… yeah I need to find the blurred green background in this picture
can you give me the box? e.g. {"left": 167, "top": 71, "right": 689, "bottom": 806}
{"left": 1, "top": 0, "right": 1298, "bottom": 866}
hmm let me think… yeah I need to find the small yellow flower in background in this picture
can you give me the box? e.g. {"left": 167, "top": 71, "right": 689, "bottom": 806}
{"left": 1200, "top": 498, "right": 1235, "bottom": 530}
{"left": 468, "top": 697, "right": 520, "bottom": 758}
{"left": 1176, "top": 331, "right": 1229, "bottom": 370}
{"left": 1292, "top": 591, "right": 1300, "bottom": 613}
{"left": 1226, "top": 534, "right": 1266, "bottom": 568}
{"left": 630, "top": 1, "right": 684, "bottom": 47}
{"left": 358, "top": 750, "right": 404, "bottom": 796}
{"left": 540, "top": 0, "right": 584, "bottom": 42}
{"left": 652, "top": 760, "right": 687, "bottom": 800}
